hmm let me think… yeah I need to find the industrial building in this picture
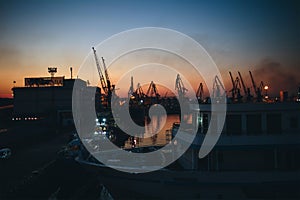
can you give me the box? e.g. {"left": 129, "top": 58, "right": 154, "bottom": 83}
{"left": 12, "top": 75, "right": 101, "bottom": 127}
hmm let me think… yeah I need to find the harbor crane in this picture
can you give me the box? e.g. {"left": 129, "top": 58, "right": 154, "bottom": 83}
{"left": 145, "top": 81, "right": 160, "bottom": 104}
{"left": 249, "top": 71, "right": 263, "bottom": 102}
{"left": 92, "top": 47, "right": 115, "bottom": 96}
{"left": 130, "top": 82, "right": 146, "bottom": 105}
{"left": 92, "top": 47, "right": 107, "bottom": 94}
{"left": 146, "top": 81, "right": 160, "bottom": 98}
{"left": 101, "top": 57, "right": 115, "bottom": 96}
{"left": 128, "top": 76, "right": 134, "bottom": 99}
{"left": 196, "top": 83, "right": 204, "bottom": 103}
{"left": 175, "top": 74, "right": 188, "bottom": 99}
{"left": 92, "top": 47, "right": 115, "bottom": 107}
{"left": 212, "top": 75, "right": 226, "bottom": 102}
{"left": 134, "top": 83, "right": 147, "bottom": 100}
{"left": 229, "top": 71, "right": 243, "bottom": 103}
{"left": 238, "top": 71, "right": 252, "bottom": 102}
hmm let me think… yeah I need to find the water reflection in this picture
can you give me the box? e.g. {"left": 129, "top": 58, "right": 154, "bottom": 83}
{"left": 124, "top": 114, "right": 179, "bottom": 148}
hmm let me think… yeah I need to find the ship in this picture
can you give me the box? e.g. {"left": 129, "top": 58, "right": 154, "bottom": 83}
{"left": 74, "top": 99, "right": 300, "bottom": 199}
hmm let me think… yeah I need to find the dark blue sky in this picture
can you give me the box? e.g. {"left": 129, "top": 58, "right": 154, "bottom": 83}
{"left": 0, "top": 0, "right": 299, "bottom": 97}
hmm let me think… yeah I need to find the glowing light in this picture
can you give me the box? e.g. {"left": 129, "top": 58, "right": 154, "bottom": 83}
{"left": 264, "top": 85, "right": 269, "bottom": 90}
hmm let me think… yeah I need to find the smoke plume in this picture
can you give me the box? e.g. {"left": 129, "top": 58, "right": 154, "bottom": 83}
{"left": 253, "top": 58, "right": 300, "bottom": 97}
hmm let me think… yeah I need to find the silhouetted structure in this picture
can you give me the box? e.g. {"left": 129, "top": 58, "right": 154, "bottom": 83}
{"left": 12, "top": 77, "right": 101, "bottom": 127}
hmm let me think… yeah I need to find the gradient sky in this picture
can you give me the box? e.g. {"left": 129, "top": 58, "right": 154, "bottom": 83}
{"left": 0, "top": 0, "right": 299, "bottom": 98}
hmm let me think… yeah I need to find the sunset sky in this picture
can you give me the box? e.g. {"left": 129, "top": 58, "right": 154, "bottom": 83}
{"left": 0, "top": 0, "right": 299, "bottom": 98}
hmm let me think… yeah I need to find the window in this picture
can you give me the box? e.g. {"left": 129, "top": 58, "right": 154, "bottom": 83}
{"left": 267, "top": 114, "right": 282, "bottom": 134}
{"left": 226, "top": 115, "right": 242, "bottom": 135}
{"left": 246, "top": 114, "right": 262, "bottom": 135}
{"left": 290, "top": 116, "right": 298, "bottom": 129}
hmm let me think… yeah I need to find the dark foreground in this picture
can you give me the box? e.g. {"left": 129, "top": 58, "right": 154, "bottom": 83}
{"left": 0, "top": 123, "right": 105, "bottom": 200}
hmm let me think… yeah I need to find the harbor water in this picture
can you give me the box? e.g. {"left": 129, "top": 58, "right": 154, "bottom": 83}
{"left": 123, "top": 114, "right": 179, "bottom": 148}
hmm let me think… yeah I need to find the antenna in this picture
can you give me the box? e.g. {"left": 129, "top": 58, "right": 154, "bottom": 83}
{"left": 70, "top": 67, "right": 73, "bottom": 79}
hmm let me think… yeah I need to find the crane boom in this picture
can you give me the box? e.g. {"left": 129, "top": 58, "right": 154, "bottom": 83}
{"left": 249, "top": 71, "right": 257, "bottom": 95}
{"left": 101, "top": 57, "right": 110, "bottom": 84}
{"left": 249, "top": 70, "right": 263, "bottom": 102}
{"left": 238, "top": 71, "right": 247, "bottom": 95}
{"left": 92, "top": 47, "right": 107, "bottom": 94}
{"left": 229, "top": 71, "right": 235, "bottom": 89}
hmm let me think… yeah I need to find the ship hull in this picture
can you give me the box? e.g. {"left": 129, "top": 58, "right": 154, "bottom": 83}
{"left": 77, "top": 158, "right": 300, "bottom": 199}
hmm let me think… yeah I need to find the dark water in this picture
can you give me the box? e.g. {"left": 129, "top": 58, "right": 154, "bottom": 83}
{"left": 123, "top": 114, "right": 179, "bottom": 148}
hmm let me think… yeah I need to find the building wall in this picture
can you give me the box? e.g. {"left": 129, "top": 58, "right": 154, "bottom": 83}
{"left": 12, "top": 78, "right": 101, "bottom": 126}
{"left": 13, "top": 86, "right": 73, "bottom": 116}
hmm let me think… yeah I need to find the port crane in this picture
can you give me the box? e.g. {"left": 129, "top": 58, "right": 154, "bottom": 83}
{"left": 213, "top": 75, "right": 226, "bottom": 97}
{"left": 196, "top": 83, "right": 204, "bottom": 103}
{"left": 131, "top": 83, "right": 147, "bottom": 105}
{"left": 249, "top": 71, "right": 263, "bottom": 102}
{"left": 238, "top": 71, "right": 252, "bottom": 102}
{"left": 92, "top": 47, "right": 115, "bottom": 107}
{"left": 229, "top": 71, "right": 243, "bottom": 103}
{"left": 128, "top": 76, "right": 134, "bottom": 99}
{"left": 145, "top": 81, "right": 160, "bottom": 104}
{"left": 175, "top": 74, "right": 188, "bottom": 99}
{"left": 101, "top": 57, "right": 115, "bottom": 96}
{"left": 135, "top": 83, "right": 146, "bottom": 99}
{"left": 212, "top": 75, "right": 226, "bottom": 102}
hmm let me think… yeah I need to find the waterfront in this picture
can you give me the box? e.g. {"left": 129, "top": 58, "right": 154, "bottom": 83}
{"left": 0, "top": 111, "right": 179, "bottom": 199}
{"left": 123, "top": 114, "right": 179, "bottom": 148}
